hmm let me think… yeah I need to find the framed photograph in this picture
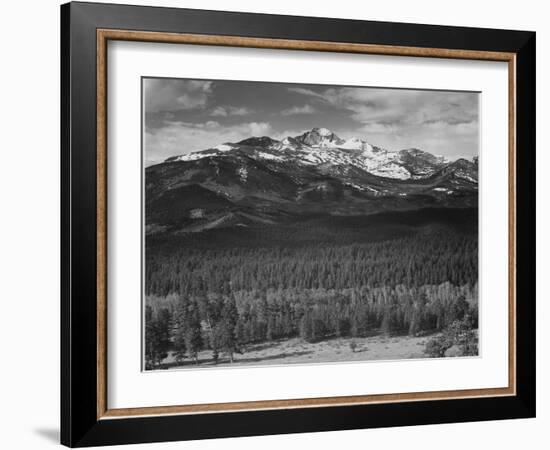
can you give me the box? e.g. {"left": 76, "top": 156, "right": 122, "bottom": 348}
{"left": 61, "top": 2, "right": 536, "bottom": 447}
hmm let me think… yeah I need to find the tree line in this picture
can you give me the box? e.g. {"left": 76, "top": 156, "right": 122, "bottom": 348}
{"left": 145, "top": 282, "right": 478, "bottom": 368}
{"left": 145, "top": 231, "right": 477, "bottom": 297}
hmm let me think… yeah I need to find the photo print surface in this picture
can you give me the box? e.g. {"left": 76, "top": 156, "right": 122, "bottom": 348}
{"left": 143, "top": 77, "right": 479, "bottom": 371}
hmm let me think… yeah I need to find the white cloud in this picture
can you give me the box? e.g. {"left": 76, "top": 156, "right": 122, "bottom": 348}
{"left": 358, "top": 122, "right": 399, "bottom": 134}
{"left": 211, "top": 106, "right": 253, "bottom": 117}
{"left": 145, "top": 121, "right": 272, "bottom": 165}
{"left": 247, "top": 122, "right": 272, "bottom": 136}
{"left": 314, "top": 87, "right": 476, "bottom": 127}
{"left": 290, "top": 84, "right": 479, "bottom": 156}
{"left": 290, "top": 85, "right": 478, "bottom": 127}
{"left": 281, "top": 104, "right": 316, "bottom": 116}
{"left": 144, "top": 79, "right": 213, "bottom": 112}
{"left": 287, "top": 87, "right": 325, "bottom": 99}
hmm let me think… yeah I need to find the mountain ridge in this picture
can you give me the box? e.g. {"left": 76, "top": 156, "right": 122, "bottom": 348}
{"left": 148, "top": 127, "right": 477, "bottom": 234}
{"left": 163, "top": 127, "right": 473, "bottom": 181}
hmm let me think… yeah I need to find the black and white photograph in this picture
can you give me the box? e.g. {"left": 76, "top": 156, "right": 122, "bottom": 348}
{"left": 143, "top": 77, "right": 480, "bottom": 370}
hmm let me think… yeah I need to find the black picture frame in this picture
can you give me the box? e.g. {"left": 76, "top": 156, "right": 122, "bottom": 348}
{"left": 61, "top": 1, "right": 536, "bottom": 447}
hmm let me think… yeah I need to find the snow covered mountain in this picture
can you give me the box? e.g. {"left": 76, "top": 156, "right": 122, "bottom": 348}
{"left": 149, "top": 128, "right": 477, "bottom": 233}
{"left": 166, "top": 127, "right": 457, "bottom": 181}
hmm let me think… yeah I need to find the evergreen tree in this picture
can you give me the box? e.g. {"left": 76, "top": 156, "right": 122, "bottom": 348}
{"left": 183, "top": 299, "right": 203, "bottom": 364}
{"left": 299, "top": 310, "right": 314, "bottom": 342}
{"left": 145, "top": 306, "right": 171, "bottom": 369}
{"left": 451, "top": 295, "right": 469, "bottom": 322}
{"left": 219, "top": 295, "right": 239, "bottom": 362}
{"left": 172, "top": 298, "right": 188, "bottom": 363}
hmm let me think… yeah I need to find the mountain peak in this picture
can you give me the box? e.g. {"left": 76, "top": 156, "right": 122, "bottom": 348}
{"left": 295, "top": 127, "right": 343, "bottom": 147}
{"left": 312, "top": 127, "right": 333, "bottom": 137}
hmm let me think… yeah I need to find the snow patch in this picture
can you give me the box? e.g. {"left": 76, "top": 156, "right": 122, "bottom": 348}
{"left": 238, "top": 167, "right": 248, "bottom": 183}
{"left": 189, "top": 208, "right": 205, "bottom": 219}
{"left": 345, "top": 183, "right": 379, "bottom": 193}
{"left": 171, "top": 152, "right": 216, "bottom": 162}
{"left": 456, "top": 173, "right": 477, "bottom": 183}
{"left": 348, "top": 183, "right": 364, "bottom": 191}
{"left": 316, "top": 127, "right": 332, "bottom": 136}
{"left": 256, "top": 151, "right": 285, "bottom": 161}
{"left": 338, "top": 137, "right": 373, "bottom": 152}
{"left": 297, "top": 152, "right": 323, "bottom": 165}
{"left": 369, "top": 163, "right": 411, "bottom": 180}
{"left": 214, "top": 144, "right": 233, "bottom": 151}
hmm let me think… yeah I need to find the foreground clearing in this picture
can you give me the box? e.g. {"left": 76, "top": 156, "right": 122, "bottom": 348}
{"left": 160, "top": 333, "right": 435, "bottom": 370}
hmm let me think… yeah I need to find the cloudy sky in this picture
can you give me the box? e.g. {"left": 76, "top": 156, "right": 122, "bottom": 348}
{"left": 144, "top": 77, "right": 479, "bottom": 166}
